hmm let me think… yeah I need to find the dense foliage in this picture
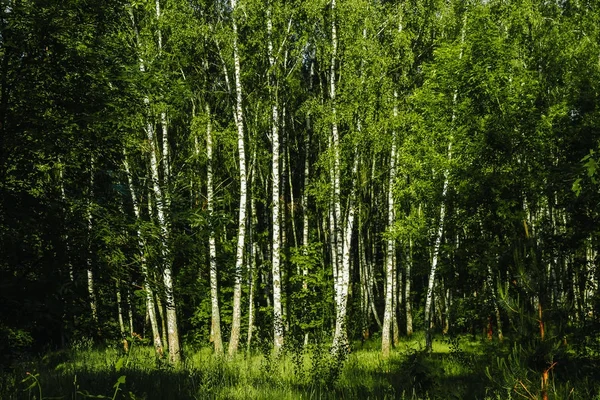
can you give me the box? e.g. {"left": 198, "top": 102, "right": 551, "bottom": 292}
{"left": 1, "top": 0, "right": 600, "bottom": 397}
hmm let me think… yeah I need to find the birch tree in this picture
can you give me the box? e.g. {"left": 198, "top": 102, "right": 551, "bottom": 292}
{"left": 268, "top": 3, "right": 284, "bottom": 352}
{"left": 206, "top": 104, "right": 224, "bottom": 355}
{"left": 86, "top": 159, "right": 99, "bottom": 326}
{"left": 382, "top": 114, "right": 397, "bottom": 358}
{"left": 123, "top": 152, "right": 164, "bottom": 356}
{"left": 228, "top": 0, "right": 248, "bottom": 356}
{"left": 423, "top": 11, "right": 466, "bottom": 352}
{"left": 129, "top": 1, "right": 180, "bottom": 363}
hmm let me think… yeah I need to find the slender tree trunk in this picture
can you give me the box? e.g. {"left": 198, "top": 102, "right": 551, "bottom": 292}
{"left": 154, "top": 292, "right": 167, "bottom": 350}
{"left": 329, "top": 179, "right": 338, "bottom": 286}
{"left": 268, "top": 7, "right": 284, "bottom": 352}
{"left": 406, "top": 236, "right": 413, "bottom": 336}
{"left": 58, "top": 163, "right": 74, "bottom": 283}
{"left": 129, "top": 3, "right": 177, "bottom": 362}
{"left": 126, "top": 287, "right": 134, "bottom": 337}
{"left": 302, "top": 114, "right": 310, "bottom": 288}
{"left": 116, "top": 281, "right": 129, "bottom": 352}
{"left": 286, "top": 147, "right": 299, "bottom": 253}
{"left": 228, "top": 0, "right": 247, "bottom": 357}
{"left": 280, "top": 106, "right": 289, "bottom": 331}
{"left": 155, "top": 2, "right": 179, "bottom": 362}
{"left": 206, "top": 104, "right": 223, "bottom": 355}
{"left": 424, "top": 13, "right": 465, "bottom": 351}
{"left": 124, "top": 153, "right": 163, "bottom": 356}
{"left": 487, "top": 263, "right": 503, "bottom": 341}
{"left": 329, "top": 135, "right": 338, "bottom": 294}
{"left": 443, "top": 287, "right": 450, "bottom": 335}
{"left": 359, "top": 211, "right": 370, "bottom": 340}
{"left": 425, "top": 150, "right": 450, "bottom": 351}
{"left": 148, "top": 133, "right": 175, "bottom": 358}
{"left": 87, "top": 159, "right": 99, "bottom": 326}
{"left": 333, "top": 153, "right": 358, "bottom": 353}
{"left": 366, "top": 242, "right": 383, "bottom": 331}
{"left": 329, "top": 0, "right": 347, "bottom": 354}
{"left": 247, "top": 190, "right": 259, "bottom": 352}
{"left": 382, "top": 128, "right": 397, "bottom": 358}
{"left": 392, "top": 251, "right": 400, "bottom": 347}
{"left": 147, "top": 113, "right": 180, "bottom": 363}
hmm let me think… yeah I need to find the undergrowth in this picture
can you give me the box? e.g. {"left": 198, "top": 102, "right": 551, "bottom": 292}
{"left": 1, "top": 334, "right": 599, "bottom": 399}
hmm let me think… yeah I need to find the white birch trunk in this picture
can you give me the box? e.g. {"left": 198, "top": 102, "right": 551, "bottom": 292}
{"left": 155, "top": 291, "right": 168, "bottom": 348}
{"left": 123, "top": 153, "right": 163, "bottom": 356}
{"left": 128, "top": 1, "right": 174, "bottom": 361}
{"left": 382, "top": 90, "right": 399, "bottom": 356}
{"left": 367, "top": 255, "right": 383, "bottom": 331}
{"left": 153, "top": 3, "right": 179, "bottom": 362}
{"left": 126, "top": 287, "right": 134, "bottom": 337}
{"left": 382, "top": 126, "right": 397, "bottom": 358}
{"left": 147, "top": 0, "right": 181, "bottom": 364}
{"left": 58, "top": 163, "right": 74, "bottom": 282}
{"left": 302, "top": 124, "right": 310, "bottom": 288}
{"left": 161, "top": 112, "right": 170, "bottom": 204}
{"left": 328, "top": 136, "right": 338, "bottom": 289}
{"left": 287, "top": 147, "right": 299, "bottom": 250}
{"left": 147, "top": 118, "right": 180, "bottom": 363}
{"left": 425, "top": 14, "right": 465, "bottom": 350}
{"left": 487, "top": 264, "right": 503, "bottom": 340}
{"left": 393, "top": 252, "right": 400, "bottom": 346}
{"left": 87, "top": 160, "right": 98, "bottom": 325}
{"left": 247, "top": 191, "right": 259, "bottom": 352}
{"left": 268, "top": 7, "right": 284, "bottom": 352}
{"left": 206, "top": 104, "right": 223, "bottom": 355}
{"left": 425, "top": 147, "right": 450, "bottom": 351}
{"left": 329, "top": 0, "right": 347, "bottom": 353}
{"left": 228, "top": 0, "right": 247, "bottom": 356}
{"left": 406, "top": 237, "right": 413, "bottom": 336}
{"left": 333, "top": 153, "right": 358, "bottom": 353}
{"left": 358, "top": 223, "right": 369, "bottom": 337}
{"left": 115, "top": 281, "right": 129, "bottom": 352}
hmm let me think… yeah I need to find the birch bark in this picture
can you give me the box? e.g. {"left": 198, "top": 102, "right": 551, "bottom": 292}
{"left": 424, "top": 14, "right": 465, "bottom": 351}
{"left": 228, "top": 0, "right": 248, "bottom": 356}
{"left": 332, "top": 153, "right": 358, "bottom": 353}
{"left": 405, "top": 237, "right": 413, "bottom": 336}
{"left": 268, "top": 6, "right": 284, "bottom": 352}
{"left": 425, "top": 143, "right": 450, "bottom": 351}
{"left": 487, "top": 263, "right": 503, "bottom": 341}
{"left": 146, "top": 119, "right": 180, "bottom": 362}
{"left": 128, "top": 1, "right": 178, "bottom": 362}
{"left": 116, "top": 281, "right": 129, "bottom": 352}
{"left": 247, "top": 189, "right": 259, "bottom": 352}
{"left": 329, "top": 0, "right": 347, "bottom": 354}
{"left": 206, "top": 104, "right": 223, "bottom": 355}
{"left": 152, "top": 2, "right": 179, "bottom": 363}
{"left": 87, "top": 159, "right": 98, "bottom": 325}
{"left": 302, "top": 116, "right": 310, "bottom": 288}
{"left": 382, "top": 125, "right": 397, "bottom": 358}
{"left": 123, "top": 153, "right": 163, "bottom": 356}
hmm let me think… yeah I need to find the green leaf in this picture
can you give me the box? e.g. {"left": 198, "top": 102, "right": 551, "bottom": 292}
{"left": 115, "top": 357, "right": 125, "bottom": 372}
{"left": 572, "top": 178, "right": 582, "bottom": 196}
{"left": 116, "top": 375, "right": 126, "bottom": 386}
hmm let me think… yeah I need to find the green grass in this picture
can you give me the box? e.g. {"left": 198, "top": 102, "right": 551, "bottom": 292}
{"left": 1, "top": 334, "right": 599, "bottom": 399}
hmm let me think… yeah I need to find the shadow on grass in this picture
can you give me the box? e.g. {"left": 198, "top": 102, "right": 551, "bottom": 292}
{"left": 375, "top": 350, "right": 490, "bottom": 400}
{"left": 4, "top": 339, "right": 600, "bottom": 400}
{"left": 9, "top": 367, "right": 214, "bottom": 400}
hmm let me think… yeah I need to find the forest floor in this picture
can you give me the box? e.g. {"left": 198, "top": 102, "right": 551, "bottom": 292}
{"left": 1, "top": 332, "right": 599, "bottom": 400}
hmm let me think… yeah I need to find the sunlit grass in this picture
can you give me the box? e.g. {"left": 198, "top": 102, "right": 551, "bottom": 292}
{"left": 2, "top": 334, "right": 598, "bottom": 399}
